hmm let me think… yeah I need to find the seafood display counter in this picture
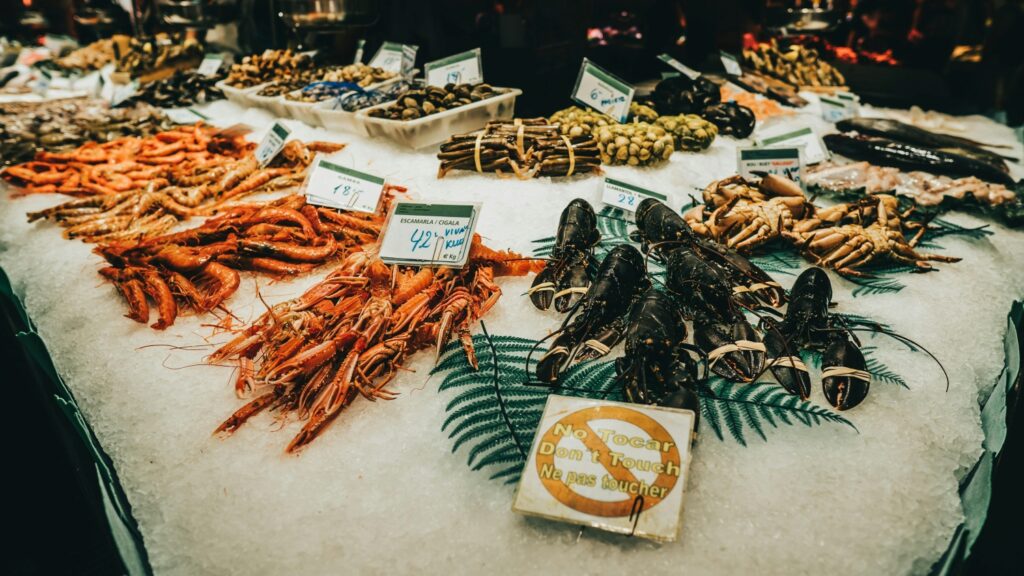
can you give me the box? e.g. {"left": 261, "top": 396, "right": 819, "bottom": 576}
{"left": 1, "top": 89, "right": 1023, "bottom": 576}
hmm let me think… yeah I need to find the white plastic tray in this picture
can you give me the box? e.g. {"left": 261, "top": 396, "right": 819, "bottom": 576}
{"left": 282, "top": 91, "right": 323, "bottom": 126}
{"left": 314, "top": 101, "right": 368, "bottom": 135}
{"left": 357, "top": 87, "right": 521, "bottom": 149}
{"left": 215, "top": 80, "right": 268, "bottom": 107}
{"left": 248, "top": 89, "right": 290, "bottom": 118}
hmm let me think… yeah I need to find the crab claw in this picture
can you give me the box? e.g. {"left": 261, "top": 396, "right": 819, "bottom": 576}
{"left": 528, "top": 264, "right": 557, "bottom": 310}
{"left": 762, "top": 320, "right": 811, "bottom": 399}
{"left": 822, "top": 336, "right": 870, "bottom": 410}
{"left": 696, "top": 318, "right": 764, "bottom": 382}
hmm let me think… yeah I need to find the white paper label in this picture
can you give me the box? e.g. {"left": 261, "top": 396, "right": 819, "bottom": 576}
{"left": 34, "top": 70, "right": 51, "bottom": 95}
{"left": 110, "top": 80, "right": 137, "bottom": 107}
{"left": 756, "top": 126, "right": 829, "bottom": 165}
{"left": 164, "top": 108, "right": 207, "bottom": 124}
{"left": 197, "top": 54, "right": 224, "bottom": 77}
{"left": 737, "top": 147, "right": 803, "bottom": 181}
{"left": 512, "top": 395, "right": 695, "bottom": 543}
{"left": 602, "top": 177, "right": 667, "bottom": 212}
{"left": 425, "top": 48, "right": 483, "bottom": 86}
{"left": 369, "top": 41, "right": 417, "bottom": 75}
{"left": 720, "top": 50, "right": 743, "bottom": 76}
{"left": 657, "top": 54, "right": 699, "bottom": 80}
{"left": 378, "top": 202, "right": 480, "bottom": 267}
{"left": 820, "top": 93, "right": 858, "bottom": 122}
{"left": 572, "top": 58, "right": 635, "bottom": 123}
{"left": 255, "top": 122, "right": 290, "bottom": 167}
{"left": 303, "top": 156, "right": 386, "bottom": 214}
{"left": 354, "top": 39, "right": 366, "bottom": 64}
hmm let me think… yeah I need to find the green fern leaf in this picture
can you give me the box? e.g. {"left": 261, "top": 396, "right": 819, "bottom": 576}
{"left": 489, "top": 465, "right": 524, "bottom": 482}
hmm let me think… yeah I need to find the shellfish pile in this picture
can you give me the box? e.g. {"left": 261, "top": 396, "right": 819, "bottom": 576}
{"left": 368, "top": 83, "right": 500, "bottom": 120}
{"left": 437, "top": 118, "right": 601, "bottom": 178}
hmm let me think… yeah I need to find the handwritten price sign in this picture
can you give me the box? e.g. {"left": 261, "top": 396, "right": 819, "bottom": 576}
{"left": 378, "top": 202, "right": 480, "bottom": 267}
{"left": 303, "top": 157, "right": 386, "bottom": 214}
{"left": 602, "top": 177, "right": 667, "bottom": 212}
{"left": 572, "top": 58, "right": 634, "bottom": 123}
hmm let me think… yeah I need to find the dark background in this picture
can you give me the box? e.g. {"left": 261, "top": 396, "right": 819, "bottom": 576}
{"left": 2, "top": 1, "right": 1024, "bottom": 574}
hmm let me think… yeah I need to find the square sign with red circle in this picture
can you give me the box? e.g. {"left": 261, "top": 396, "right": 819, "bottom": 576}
{"left": 512, "top": 395, "right": 696, "bottom": 542}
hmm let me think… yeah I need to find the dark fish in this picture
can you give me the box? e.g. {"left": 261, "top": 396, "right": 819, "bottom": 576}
{"left": 823, "top": 134, "right": 1016, "bottom": 187}
{"left": 835, "top": 117, "right": 1010, "bottom": 170}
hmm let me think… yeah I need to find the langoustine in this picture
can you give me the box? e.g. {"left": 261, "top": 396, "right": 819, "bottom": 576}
{"left": 94, "top": 190, "right": 401, "bottom": 329}
{"left": 211, "top": 236, "right": 542, "bottom": 452}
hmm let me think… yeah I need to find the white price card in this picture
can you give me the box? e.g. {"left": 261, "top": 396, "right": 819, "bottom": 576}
{"left": 571, "top": 58, "right": 635, "bottom": 123}
{"left": 657, "top": 53, "right": 699, "bottom": 80}
{"left": 425, "top": 48, "right": 483, "bottom": 86}
{"left": 756, "top": 126, "right": 829, "bottom": 165}
{"left": 820, "top": 94, "right": 857, "bottom": 122}
{"left": 255, "top": 122, "right": 291, "bottom": 167}
{"left": 197, "top": 53, "right": 224, "bottom": 77}
{"left": 378, "top": 202, "right": 480, "bottom": 267}
{"left": 737, "top": 147, "right": 802, "bottom": 181}
{"left": 512, "top": 395, "right": 696, "bottom": 543}
{"left": 353, "top": 39, "right": 366, "bottom": 64}
{"left": 369, "top": 41, "right": 418, "bottom": 75}
{"left": 303, "top": 156, "right": 386, "bottom": 214}
{"left": 110, "top": 80, "right": 138, "bottom": 107}
{"left": 720, "top": 50, "right": 743, "bottom": 76}
{"left": 164, "top": 107, "right": 208, "bottom": 125}
{"left": 34, "top": 69, "right": 51, "bottom": 96}
{"left": 603, "top": 176, "right": 667, "bottom": 212}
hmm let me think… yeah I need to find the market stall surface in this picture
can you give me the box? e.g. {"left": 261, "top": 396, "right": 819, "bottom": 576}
{"left": 1, "top": 98, "right": 1022, "bottom": 576}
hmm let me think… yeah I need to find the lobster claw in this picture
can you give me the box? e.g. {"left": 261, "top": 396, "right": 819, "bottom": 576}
{"left": 696, "top": 317, "right": 765, "bottom": 383}
{"left": 528, "top": 264, "right": 557, "bottom": 310}
{"left": 536, "top": 331, "right": 574, "bottom": 384}
{"left": 553, "top": 253, "right": 590, "bottom": 313}
{"left": 662, "top": 387, "right": 701, "bottom": 431}
{"left": 822, "top": 335, "right": 870, "bottom": 410}
{"left": 574, "top": 315, "right": 627, "bottom": 362}
{"left": 762, "top": 319, "right": 811, "bottom": 399}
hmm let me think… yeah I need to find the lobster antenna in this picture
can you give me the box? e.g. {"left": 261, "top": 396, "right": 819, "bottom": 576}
{"left": 816, "top": 326, "right": 950, "bottom": 392}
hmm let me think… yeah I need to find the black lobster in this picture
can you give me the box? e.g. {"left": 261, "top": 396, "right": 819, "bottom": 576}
{"left": 535, "top": 244, "right": 649, "bottom": 383}
{"left": 631, "top": 198, "right": 787, "bottom": 308}
{"left": 529, "top": 198, "right": 601, "bottom": 312}
{"left": 663, "top": 248, "right": 766, "bottom": 383}
{"left": 616, "top": 288, "right": 703, "bottom": 426}
{"left": 760, "top": 267, "right": 869, "bottom": 409}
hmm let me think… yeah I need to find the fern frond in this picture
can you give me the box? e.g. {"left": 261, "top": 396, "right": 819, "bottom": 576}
{"left": 699, "top": 379, "right": 856, "bottom": 445}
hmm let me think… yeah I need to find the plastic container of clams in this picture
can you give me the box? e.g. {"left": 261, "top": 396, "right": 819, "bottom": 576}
{"left": 314, "top": 102, "right": 368, "bottom": 136}
{"left": 248, "top": 90, "right": 291, "bottom": 118}
{"left": 282, "top": 91, "right": 323, "bottom": 126}
{"left": 215, "top": 80, "right": 268, "bottom": 107}
{"left": 357, "top": 87, "right": 521, "bottom": 149}
{"left": 285, "top": 75, "right": 409, "bottom": 128}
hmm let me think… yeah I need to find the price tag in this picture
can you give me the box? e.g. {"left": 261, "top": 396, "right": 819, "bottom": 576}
{"left": 353, "top": 39, "right": 366, "bottom": 64}
{"left": 34, "top": 69, "right": 51, "bottom": 96}
{"left": 602, "top": 177, "right": 667, "bottom": 212}
{"left": 512, "top": 395, "right": 696, "bottom": 543}
{"left": 197, "top": 53, "right": 224, "bottom": 77}
{"left": 820, "top": 92, "right": 858, "bottom": 123}
{"left": 369, "top": 41, "right": 418, "bottom": 75}
{"left": 571, "top": 58, "right": 634, "bottom": 123}
{"left": 255, "top": 122, "right": 291, "bottom": 167}
{"left": 425, "top": 48, "right": 483, "bottom": 86}
{"left": 164, "top": 107, "right": 208, "bottom": 124}
{"left": 110, "top": 80, "right": 138, "bottom": 107}
{"left": 303, "top": 156, "right": 386, "bottom": 214}
{"left": 657, "top": 54, "right": 699, "bottom": 80}
{"left": 737, "top": 147, "right": 802, "bottom": 181}
{"left": 720, "top": 50, "right": 743, "bottom": 76}
{"left": 756, "top": 126, "right": 829, "bottom": 165}
{"left": 378, "top": 202, "right": 480, "bottom": 267}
